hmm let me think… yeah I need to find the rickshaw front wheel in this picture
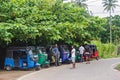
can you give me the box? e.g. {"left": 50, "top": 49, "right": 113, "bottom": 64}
{"left": 46, "top": 64, "right": 50, "bottom": 68}
{"left": 5, "top": 66, "right": 12, "bottom": 71}
{"left": 35, "top": 66, "right": 41, "bottom": 71}
{"left": 96, "top": 56, "right": 99, "bottom": 60}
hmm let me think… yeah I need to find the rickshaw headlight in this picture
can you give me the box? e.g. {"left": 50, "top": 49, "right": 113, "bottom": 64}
{"left": 33, "top": 55, "right": 38, "bottom": 61}
{"left": 23, "top": 62, "right": 27, "bottom": 67}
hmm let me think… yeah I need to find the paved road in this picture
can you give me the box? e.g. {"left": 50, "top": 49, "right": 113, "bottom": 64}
{"left": 18, "top": 58, "right": 120, "bottom": 80}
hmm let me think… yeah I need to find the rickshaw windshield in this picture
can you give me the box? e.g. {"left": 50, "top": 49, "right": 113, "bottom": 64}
{"left": 37, "top": 47, "right": 46, "bottom": 54}
{"left": 29, "top": 50, "right": 34, "bottom": 56}
{"left": 60, "top": 45, "right": 69, "bottom": 52}
{"left": 32, "top": 50, "right": 37, "bottom": 55}
{"left": 38, "top": 49, "right": 42, "bottom": 54}
{"left": 63, "top": 47, "right": 69, "bottom": 52}
{"left": 29, "top": 49, "right": 35, "bottom": 60}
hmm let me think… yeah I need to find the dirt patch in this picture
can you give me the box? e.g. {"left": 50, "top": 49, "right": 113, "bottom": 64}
{"left": 0, "top": 70, "right": 33, "bottom": 80}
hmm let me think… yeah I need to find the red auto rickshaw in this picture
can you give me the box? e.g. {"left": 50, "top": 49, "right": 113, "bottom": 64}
{"left": 90, "top": 45, "right": 99, "bottom": 60}
{"left": 83, "top": 44, "right": 99, "bottom": 61}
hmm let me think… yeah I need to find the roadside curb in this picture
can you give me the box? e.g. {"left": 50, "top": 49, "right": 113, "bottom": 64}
{"left": 111, "top": 62, "right": 120, "bottom": 72}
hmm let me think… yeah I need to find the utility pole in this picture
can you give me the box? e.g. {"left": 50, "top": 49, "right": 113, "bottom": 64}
{"left": 109, "top": 10, "right": 112, "bottom": 44}
{"left": 109, "top": 17, "right": 112, "bottom": 44}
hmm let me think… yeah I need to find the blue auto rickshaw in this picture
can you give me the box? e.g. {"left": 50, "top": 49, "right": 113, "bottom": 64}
{"left": 4, "top": 46, "right": 40, "bottom": 71}
{"left": 59, "top": 45, "right": 71, "bottom": 63}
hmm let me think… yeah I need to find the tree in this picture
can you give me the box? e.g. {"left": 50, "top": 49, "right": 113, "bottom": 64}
{"left": 87, "top": 17, "right": 107, "bottom": 40}
{"left": 100, "top": 15, "right": 120, "bottom": 44}
{"left": 110, "top": 15, "right": 120, "bottom": 44}
{"left": 0, "top": 0, "right": 107, "bottom": 47}
{"left": 102, "top": 0, "right": 119, "bottom": 43}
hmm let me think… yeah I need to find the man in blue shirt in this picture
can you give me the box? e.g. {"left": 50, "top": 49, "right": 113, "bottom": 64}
{"left": 52, "top": 44, "right": 60, "bottom": 66}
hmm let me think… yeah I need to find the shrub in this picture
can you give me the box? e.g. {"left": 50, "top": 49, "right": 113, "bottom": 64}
{"left": 91, "top": 40, "right": 117, "bottom": 58}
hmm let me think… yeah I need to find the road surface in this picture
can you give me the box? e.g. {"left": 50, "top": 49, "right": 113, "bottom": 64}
{"left": 18, "top": 58, "right": 120, "bottom": 80}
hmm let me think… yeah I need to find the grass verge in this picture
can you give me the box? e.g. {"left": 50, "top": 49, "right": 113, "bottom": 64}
{"left": 115, "top": 64, "right": 120, "bottom": 71}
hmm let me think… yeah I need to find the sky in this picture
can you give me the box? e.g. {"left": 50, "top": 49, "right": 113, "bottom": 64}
{"left": 86, "top": 0, "right": 120, "bottom": 17}
{"left": 63, "top": 0, "right": 120, "bottom": 18}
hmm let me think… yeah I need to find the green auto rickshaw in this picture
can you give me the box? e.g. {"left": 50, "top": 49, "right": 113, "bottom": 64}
{"left": 36, "top": 47, "right": 50, "bottom": 68}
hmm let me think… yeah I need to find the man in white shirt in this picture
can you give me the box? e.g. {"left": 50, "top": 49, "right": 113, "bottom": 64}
{"left": 79, "top": 45, "right": 85, "bottom": 62}
{"left": 71, "top": 45, "right": 76, "bottom": 68}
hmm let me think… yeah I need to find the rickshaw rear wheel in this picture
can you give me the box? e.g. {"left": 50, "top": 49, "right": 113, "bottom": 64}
{"left": 35, "top": 66, "right": 41, "bottom": 71}
{"left": 5, "top": 66, "right": 12, "bottom": 71}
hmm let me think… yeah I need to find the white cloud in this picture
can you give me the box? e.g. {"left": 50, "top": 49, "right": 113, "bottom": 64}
{"left": 86, "top": 0, "right": 120, "bottom": 17}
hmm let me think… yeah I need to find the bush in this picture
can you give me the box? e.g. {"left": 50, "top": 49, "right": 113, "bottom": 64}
{"left": 117, "top": 45, "right": 120, "bottom": 55}
{"left": 91, "top": 40, "right": 117, "bottom": 58}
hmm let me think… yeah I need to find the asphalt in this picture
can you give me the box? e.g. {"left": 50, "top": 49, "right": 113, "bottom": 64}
{"left": 18, "top": 58, "right": 120, "bottom": 80}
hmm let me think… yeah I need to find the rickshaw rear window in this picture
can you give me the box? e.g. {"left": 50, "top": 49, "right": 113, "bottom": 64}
{"left": 6, "top": 51, "right": 13, "bottom": 58}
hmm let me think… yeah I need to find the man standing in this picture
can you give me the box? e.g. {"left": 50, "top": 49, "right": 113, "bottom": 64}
{"left": 79, "top": 45, "right": 85, "bottom": 63}
{"left": 52, "top": 44, "right": 60, "bottom": 66}
{"left": 71, "top": 45, "right": 76, "bottom": 68}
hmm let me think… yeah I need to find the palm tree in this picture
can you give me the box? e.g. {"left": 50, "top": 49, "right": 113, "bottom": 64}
{"left": 102, "top": 0, "right": 119, "bottom": 43}
{"left": 74, "top": 0, "right": 88, "bottom": 8}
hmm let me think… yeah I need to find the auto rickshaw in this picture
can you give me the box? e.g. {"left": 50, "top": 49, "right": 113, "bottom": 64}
{"left": 46, "top": 45, "right": 61, "bottom": 66}
{"left": 4, "top": 46, "right": 40, "bottom": 71}
{"left": 75, "top": 50, "right": 81, "bottom": 62}
{"left": 89, "top": 44, "right": 99, "bottom": 60}
{"left": 35, "top": 47, "right": 50, "bottom": 67}
{"left": 59, "top": 45, "right": 71, "bottom": 63}
{"left": 84, "top": 44, "right": 99, "bottom": 60}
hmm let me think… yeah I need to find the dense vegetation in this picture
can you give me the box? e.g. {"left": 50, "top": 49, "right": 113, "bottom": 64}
{"left": 0, "top": 0, "right": 120, "bottom": 57}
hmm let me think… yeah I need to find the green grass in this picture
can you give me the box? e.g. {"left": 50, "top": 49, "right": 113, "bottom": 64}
{"left": 115, "top": 64, "right": 120, "bottom": 71}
